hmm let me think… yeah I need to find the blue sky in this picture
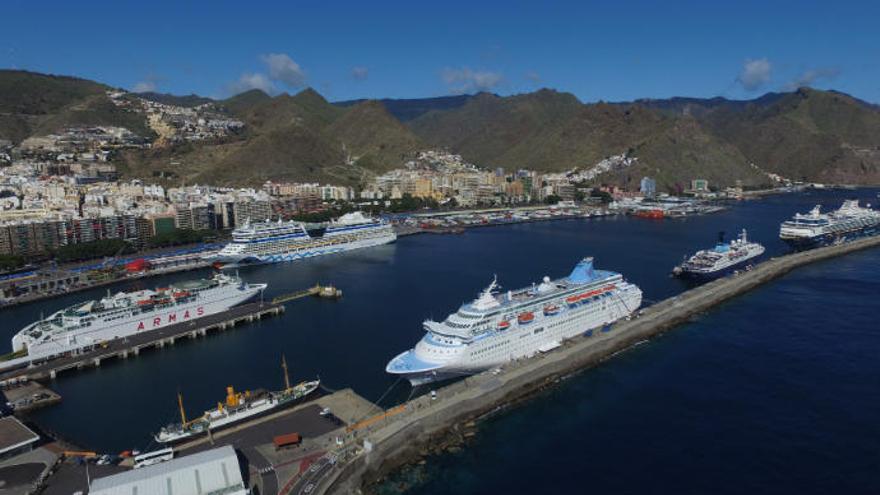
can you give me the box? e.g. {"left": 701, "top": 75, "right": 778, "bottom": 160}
{"left": 2, "top": 0, "right": 878, "bottom": 103}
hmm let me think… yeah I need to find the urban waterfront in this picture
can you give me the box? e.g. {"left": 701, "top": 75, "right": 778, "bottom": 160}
{"left": 1, "top": 189, "right": 876, "bottom": 463}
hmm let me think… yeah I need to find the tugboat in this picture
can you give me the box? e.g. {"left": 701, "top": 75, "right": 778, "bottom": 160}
{"left": 672, "top": 229, "right": 765, "bottom": 280}
{"left": 154, "top": 356, "right": 319, "bottom": 444}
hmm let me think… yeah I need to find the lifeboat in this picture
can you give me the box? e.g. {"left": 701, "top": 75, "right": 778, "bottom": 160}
{"left": 518, "top": 312, "right": 535, "bottom": 324}
{"left": 173, "top": 290, "right": 191, "bottom": 299}
{"left": 497, "top": 320, "right": 511, "bottom": 331}
{"left": 137, "top": 299, "right": 153, "bottom": 306}
{"left": 543, "top": 304, "right": 560, "bottom": 316}
{"left": 566, "top": 295, "right": 580, "bottom": 306}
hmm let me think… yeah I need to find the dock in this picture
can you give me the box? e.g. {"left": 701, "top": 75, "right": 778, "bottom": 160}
{"left": 0, "top": 302, "right": 284, "bottom": 383}
{"left": 272, "top": 284, "right": 342, "bottom": 304}
{"left": 318, "top": 235, "right": 880, "bottom": 495}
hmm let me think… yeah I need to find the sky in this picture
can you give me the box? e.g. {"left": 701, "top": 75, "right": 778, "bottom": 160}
{"left": 2, "top": 0, "right": 879, "bottom": 103}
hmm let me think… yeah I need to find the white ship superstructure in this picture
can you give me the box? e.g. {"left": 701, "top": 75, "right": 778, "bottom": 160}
{"left": 210, "top": 212, "right": 396, "bottom": 266}
{"left": 10, "top": 273, "right": 265, "bottom": 365}
{"left": 779, "top": 200, "right": 880, "bottom": 249}
{"left": 386, "top": 257, "right": 642, "bottom": 385}
{"left": 673, "top": 229, "right": 765, "bottom": 279}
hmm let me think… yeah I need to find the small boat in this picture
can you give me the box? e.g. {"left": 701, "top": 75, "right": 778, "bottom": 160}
{"left": 518, "top": 312, "right": 535, "bottom": 324}
{"left": 497, "top": 320, "right": 511, "bottom": 331}
{"left": 543, "top": 304, "right": 560, "bottom": 316}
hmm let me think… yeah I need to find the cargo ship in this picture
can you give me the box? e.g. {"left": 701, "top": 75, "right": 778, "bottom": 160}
{"left": 779, "top": 200, "right": 880, "bottom": 249}
{"left": 155, "top": 357, "right": 319, "bottom": 444}
{"left": 672, "top": 229, "right": 765, "bottom": 279}
{"left": 208, "top": 212, "right": 395, "bottom": 267}
{"left": 386, "top": 257, "right": 643, "bottom": 385}
{"left": 7, "top": 273, "right": 266, "bottom": 368}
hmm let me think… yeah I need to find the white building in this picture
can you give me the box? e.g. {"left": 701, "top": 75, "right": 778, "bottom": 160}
{"left": 89, "top": 445, "right": 248, "bottom": 495}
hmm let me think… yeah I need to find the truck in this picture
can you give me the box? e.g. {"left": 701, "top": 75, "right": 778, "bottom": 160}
{"left": 273, "top": 432, "right": 302, "bottom": 450}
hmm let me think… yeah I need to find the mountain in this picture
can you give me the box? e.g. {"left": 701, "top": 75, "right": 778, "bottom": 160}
{"left": 0, "top": 70, "right": 154, "bottom": 143}
{"left": 117, "top": 88, "right": 423, "bottom": 186}
{"left": 335, "top": 94, "right": 476, "bottom": 122}
{"left": 2, "top": 69, "right": 880, "bottom": 188}
{"left": 408, "top": 87, "right": 880, "bottom": 188}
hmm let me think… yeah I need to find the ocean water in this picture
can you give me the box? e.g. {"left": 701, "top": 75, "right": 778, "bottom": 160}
{"left": 1, "top": 188, "right": 877, "bottom": 491}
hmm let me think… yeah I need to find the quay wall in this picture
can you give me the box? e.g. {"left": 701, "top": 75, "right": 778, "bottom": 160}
{"left": 324, "top": 236, "right": 880, "bottom": 494}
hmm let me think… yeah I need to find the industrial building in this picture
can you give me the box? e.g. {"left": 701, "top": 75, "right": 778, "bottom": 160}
{"left": 88, "top": 445, "right": 248, "bottom": 495}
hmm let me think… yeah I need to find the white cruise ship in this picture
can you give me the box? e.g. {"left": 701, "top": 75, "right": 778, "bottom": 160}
{"left": 209, "top": 212, "right": 396, "bottom": 266}
{"left": 779, "top": 200, "right": 880, "bottom": 249}
{"left": 7, "top": 273, "right": 265, "bottom": 367}
{"left": 386, "top": 257, "right": 643, "bottom": 385}
{"left": 672, "top": 229, "right": 765, "bottom": 279}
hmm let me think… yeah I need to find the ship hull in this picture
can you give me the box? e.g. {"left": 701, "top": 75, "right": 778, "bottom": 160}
{"left": 210, "top": 231, "right": 396, "bottom": 267}
{"left": 675, "top": 253, "right": 763, "bottom": 280}
{"left": 156, "top": 382, "right": 320, "bottom": 444}
{"left": 780, "top": 225, "right": 880, "bottom": 250}
{"left": 9, "top": 284, "right": 264, "bottom": 367}
{"left": 388, "top": 285, "right": 642, "bottom": 386}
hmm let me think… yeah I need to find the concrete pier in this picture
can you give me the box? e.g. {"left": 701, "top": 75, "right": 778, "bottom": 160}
{"left": 0, "top": 302, "right": 285, "bottom": 383}
{"left": 321, "top": 236, "right": 880, "bottom": 495}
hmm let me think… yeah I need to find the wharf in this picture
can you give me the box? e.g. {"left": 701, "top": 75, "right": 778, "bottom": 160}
{"left": 0, "top": 302, "right": 284, "bottom": 383}
{"left": 1, "top": 380, "right": 61, "bottom": 413}
{"left": 321, "top": 235, "right": 880, "bottom": 495}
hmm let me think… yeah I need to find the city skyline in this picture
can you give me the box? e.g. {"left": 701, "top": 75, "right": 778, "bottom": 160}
{"left": 3, "top": 0, "right": 879, "bottom": 103}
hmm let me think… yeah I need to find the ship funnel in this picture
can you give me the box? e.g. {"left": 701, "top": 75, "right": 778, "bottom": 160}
{"left": 568, "top": 257, "right": 597, "bottom": 284}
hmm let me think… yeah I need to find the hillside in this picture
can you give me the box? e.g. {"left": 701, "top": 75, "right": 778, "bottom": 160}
{"left": 118, "top": 88, "right": 423, "bottom": 186}
{"left": 0, "top": 70, "right": 154, "bottom": 143}
{"left": 3, "top": 69, "right": 880, "bottom": 188}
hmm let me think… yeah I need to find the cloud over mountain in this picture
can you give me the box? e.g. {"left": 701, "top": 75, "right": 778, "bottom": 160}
{"left": 441, "top": 67, "right": 503, "bottom": 94}
{"left": 737, "top": 58, "right": 772, "bottom": 91}
{"left": 261, "top": 53, "right": 306, "bottom": 88}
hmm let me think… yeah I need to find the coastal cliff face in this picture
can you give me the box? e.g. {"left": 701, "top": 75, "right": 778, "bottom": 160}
{"left": 3, "top": 70, "right": 880, "bottom": 188}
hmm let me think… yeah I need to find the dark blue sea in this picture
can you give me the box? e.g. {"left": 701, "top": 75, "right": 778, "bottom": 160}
{"left": 3, "top": 190, "right": 879, "bottom": 493}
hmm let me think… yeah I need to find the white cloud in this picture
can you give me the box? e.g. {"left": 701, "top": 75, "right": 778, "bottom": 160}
{"left": 441, "top": 67, "right": 504, "bottom": 94}
{"left": 132, "top": 81, "right": 157, "bottom": 93}
{"left": 227, "top": 72, "right": 276, "bottom": 95}
{"left": 784, "top": 67, "right": 840, "bottom": 91}
{"left": 351, "top": 66, "right": 369, "bottom": 81}
{"left": 737, "top": 58, "right": 772, "bottom": 91}
{"left": 525, "top": 71, "right": 541, "bottom": 84}
{"left": 260, "top": 53, "right": 306, "bottom": 88}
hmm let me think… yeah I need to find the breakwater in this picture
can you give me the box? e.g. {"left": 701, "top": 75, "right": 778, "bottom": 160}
{"left": 321, "top": 235, "right": 880, "bottom": 495}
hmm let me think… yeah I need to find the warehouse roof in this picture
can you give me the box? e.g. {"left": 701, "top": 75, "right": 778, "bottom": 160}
{"left": 89, "top": 445, "right": 247, "bottom": 495}
{"left": 0, "top": 416, "right": 39, "bottom": 455}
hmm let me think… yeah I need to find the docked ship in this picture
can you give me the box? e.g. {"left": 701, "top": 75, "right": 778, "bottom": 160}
{"left": 9, "top": 273, "right": 265, "bottom": 366}
{"left": 672, "top": 229, "right": 765, "bottom": 279}
{"left": 155, "top": 357, "right": 319, "bottom": 443}
{"left": 386, "top": 257, "right": 643, "bottom": 385}
{"left": 779, "top": 200, "right": 880, "bottom": 249}
{"left": 209, "top": 212, "right": 396, "bottom": 266}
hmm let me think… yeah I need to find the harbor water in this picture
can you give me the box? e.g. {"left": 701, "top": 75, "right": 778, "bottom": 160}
{"left": 0, "top": 190, "right": 877, "bottom": 495}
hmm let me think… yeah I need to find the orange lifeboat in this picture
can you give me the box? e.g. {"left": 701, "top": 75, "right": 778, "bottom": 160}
{"left": 518, "top": 312, "right": 535, "bottom": 324}
{"left": 497, "top": 320, "right": 511, "bottom": 331}
{"left": 544, "top": 304, "right": 560, "bottom": 316}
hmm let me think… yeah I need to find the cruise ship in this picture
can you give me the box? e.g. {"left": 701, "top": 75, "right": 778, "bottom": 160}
{"left": 386, "top": 257, "right": 643, "bottom": 385}
{"left": 8, "top": 273, "right": 265, "bottom": 367}
{"left": 779, "top": 200, "right": 880, "bottom": 249}
{"left": 209, "top": 212, "right": 396, "bottom": 266}
{"left": 672, "top": 229, "right": 765, "bottom": 279}
{"left": 155, "top": 357, "right": 319, "bottom": 444}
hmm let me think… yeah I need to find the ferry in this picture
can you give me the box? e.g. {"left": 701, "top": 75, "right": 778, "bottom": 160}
{"left": 672, "top": 229, "right": 765, "bottom": 279}
{"left": 209, "top": 212, "right": 396, "bottom": 266}
{"left": 155, "top": 356, "right": 319, "bottom": 444}
{"left": 7, "top": 273, "right": 265, "bottom": 368}
{"left": 386, "top": 257, "right": 643, "bottom": 385}
{"left": 779, "top": 200, "right": 880, "bottom": 249}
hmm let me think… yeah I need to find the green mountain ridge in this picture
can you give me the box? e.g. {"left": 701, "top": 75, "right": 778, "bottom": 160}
{"left": 2, "top": 70, "right": 880, "bottom": 188}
